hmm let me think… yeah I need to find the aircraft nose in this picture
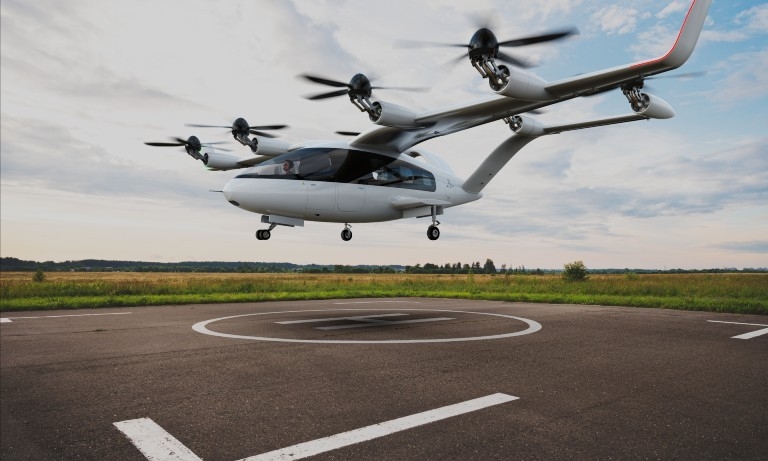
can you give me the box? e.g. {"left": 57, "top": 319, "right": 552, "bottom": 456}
{"left": 222, "top": 179, "right": 240, "bottom": 207}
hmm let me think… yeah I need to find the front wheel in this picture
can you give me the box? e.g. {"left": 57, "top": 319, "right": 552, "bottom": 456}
{"left": 427, "top": 225, "right": 440, "bottom": 240}
{"left": 341, "top": 229, "right": 353, "bottom": 241}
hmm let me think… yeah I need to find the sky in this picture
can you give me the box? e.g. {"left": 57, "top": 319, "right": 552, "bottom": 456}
{"left": 1, "top": 0, "right": 767, "bottom": 269}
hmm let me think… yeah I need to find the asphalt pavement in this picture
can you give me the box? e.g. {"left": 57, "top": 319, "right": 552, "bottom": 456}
{"left": 1, "top": 299, "right": 766, "bottom": 460}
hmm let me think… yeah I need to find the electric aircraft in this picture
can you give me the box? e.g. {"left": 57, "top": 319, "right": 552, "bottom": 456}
{"left": 146, "top": 0, "right": 711, "bottom": 242}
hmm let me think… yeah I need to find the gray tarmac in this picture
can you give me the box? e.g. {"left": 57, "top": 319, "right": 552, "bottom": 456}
{"left": 1, "top": 298, "right": 766, "bottom": 460}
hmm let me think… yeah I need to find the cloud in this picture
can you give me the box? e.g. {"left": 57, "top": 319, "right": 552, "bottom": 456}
{"left": 709, "top": 49, "right": 768, "bottom": 104}
{"left": 736, "top": 4, "right": 768, "bottom": 32}
{"left": 716, "top": 241, "right": 768, "bottom": 254}
{"left": 657, "top": 1, "right": 688, "bottom": 19}
{"left": 0, "top": 116, "right": 215, "bottom": 205}
{"left": 592, "top": 5, "right": 641, "bottom": 35}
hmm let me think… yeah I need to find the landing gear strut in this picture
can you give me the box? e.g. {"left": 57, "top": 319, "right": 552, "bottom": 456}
{"left": 256, "top": 223, "right": 277, "bottom": 240}
{"left": 341, "top": 223, "right": 352, "bottom": 241}
{"left": 427, "top": 205, "right": 440, "bottom": 240}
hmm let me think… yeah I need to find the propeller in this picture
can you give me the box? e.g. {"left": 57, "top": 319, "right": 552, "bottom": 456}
{"left": 186, "top": 118, "right": 287, "bottom": 138}
{"left": 335, "top": 131, "right": 362, "bottom": 136}
{"left": 301, "top": 73, "right": 428, "bottom": 101}
{"left": 396, "top": 26, "right": 578, "bottom": 68}
{"left": 144, "top": 136, "right": 229, "bottom": 157}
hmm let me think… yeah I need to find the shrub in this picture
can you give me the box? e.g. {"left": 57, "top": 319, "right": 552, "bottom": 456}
{"left": 32, "top": 270, "right": 46, "bottom": 283}
{"left": 562, "top": 260, "right": 589, "bottom": 282}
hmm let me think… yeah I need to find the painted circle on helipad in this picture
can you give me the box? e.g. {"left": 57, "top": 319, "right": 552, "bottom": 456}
{"left": 192, "top": 308, "right": 542, "bottom": 344}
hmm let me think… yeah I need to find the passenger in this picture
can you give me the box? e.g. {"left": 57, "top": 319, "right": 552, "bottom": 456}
{"left": 281, "top": 159, "right": 294, "bottom": 175}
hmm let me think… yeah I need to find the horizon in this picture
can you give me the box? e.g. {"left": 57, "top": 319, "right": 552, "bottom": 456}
{"left": 3, "top": 255, "right": 767, "bottom": 272}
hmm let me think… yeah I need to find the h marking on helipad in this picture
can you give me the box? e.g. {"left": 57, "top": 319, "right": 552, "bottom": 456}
{"left": 276, "top": 313, "right": 454, "bottom": 330}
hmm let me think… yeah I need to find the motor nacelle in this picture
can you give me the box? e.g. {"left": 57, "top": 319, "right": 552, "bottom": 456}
{"left": 252, "top": 137, "right": 291, "bottom": 157}
{"left": 369, "top": 101, "right": 423, "bottom": 128}
{"left": 202, "top": 151, "right": 242, "bottom": 170}
{"left": 627, "top": 92, "right": 675, "bottom": 119}
{"left": 493, "top": 68, "right": 552, "bottom": 101}
{"left": 507, "top": 115, "right": 545, "bottom": 137}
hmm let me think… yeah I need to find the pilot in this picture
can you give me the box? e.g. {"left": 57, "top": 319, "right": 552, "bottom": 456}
{"left": 281, "top": 159, "right": 294, "bottom": 175}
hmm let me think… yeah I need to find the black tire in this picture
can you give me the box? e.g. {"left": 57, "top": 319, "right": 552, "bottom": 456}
{"left": 427, "top": 225, "right": 440, "bottom": 240}
{"left": 256, "top": 230, "right": 263, "bottom": 240}
{"left": 341, "top": 229, "right": 352, "bottom": 241}
{"left": 261, "top": 230, "right": 271, "bottom": 240}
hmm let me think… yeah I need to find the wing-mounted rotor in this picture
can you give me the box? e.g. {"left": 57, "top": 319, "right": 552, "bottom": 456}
{"left": 397, "top": 26, "right": 577, "bottom": 91}
{"left": 187, "top": 118, "right": 287, "bottom": 153}
{"left": 301, "top": 73, "right": 427, "bottom": 122}
{"left": 144, "top": 136, "right": 225, "bottom": 162}
{"left": 145, "top": 136, "right": 250, "bottom": 170}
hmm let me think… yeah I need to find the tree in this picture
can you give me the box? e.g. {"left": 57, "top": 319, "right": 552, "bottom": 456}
{"left": 483, "top": 258, "right": 497, "bottom": 274}
{"left": 562, "top": 260, "right": 589, "bottom": 282}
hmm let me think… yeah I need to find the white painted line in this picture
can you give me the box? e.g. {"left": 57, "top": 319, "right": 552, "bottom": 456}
{"left": 0, "top": 318, "right": 11, "bottom": 323}
{"left": 333, "top": 300, "right": 422, "bottom": 305}
{"left": 7, "top": 312, "right": 132, "bottom": 320}
{"left": 239, "top": 393, "right": 519, "bottom": 461}
{"left": 114, "top": 418, "right": 202, "bottom": 461}
{"left": 193, "top": 309, "right": 542, "bottom": 344}
{"left": 708, "top": 320, "right": 768, "bottom": 340}
{"left": 316, "top": 317, "right": 454, "bottom": 330}
{"left": 276, "top": 313, "right": 408, "bottom": 324}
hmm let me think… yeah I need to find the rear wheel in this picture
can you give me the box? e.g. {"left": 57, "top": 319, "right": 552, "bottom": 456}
{"left": 341, "top": 229, "right": 353, "bottom": 241}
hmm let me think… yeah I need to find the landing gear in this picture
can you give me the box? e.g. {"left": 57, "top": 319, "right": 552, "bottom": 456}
{"left": 427, "top": 205, "right": 441, "bottom": 240}
{"left": 341, "top": 224, "right": 352, "bottom": 241}
{"left": 427, "top": 225, "right": 440, "bottom": 240}
{"left": 256, "top": 224, "right": 277, "bottom": 240}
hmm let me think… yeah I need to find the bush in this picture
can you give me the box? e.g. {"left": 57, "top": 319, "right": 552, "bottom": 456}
{"left": 32, "top": 270, "right": 46, "bottom": 283}
{"left": 562, "top": 260, "right": 589, "bottom": 282}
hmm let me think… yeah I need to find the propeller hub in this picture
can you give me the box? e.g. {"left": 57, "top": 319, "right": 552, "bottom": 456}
{"left": 185, "top": 136, "right": 201, "bottom": 153}
{"left": 232, "top": 117, "right": 250, "bottom": 137}
{"left": 348, "top": 73, "right": 373, "bottom": 99}
{"left": 468, "top": 28, "right": 499, "bottom": 59}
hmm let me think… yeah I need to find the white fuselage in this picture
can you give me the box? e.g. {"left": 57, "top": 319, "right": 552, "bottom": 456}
{"left": 222, "top": 149, "right": 480, "bottom": 223}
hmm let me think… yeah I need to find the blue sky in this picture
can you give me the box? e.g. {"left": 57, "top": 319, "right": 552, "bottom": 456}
{"left": 1, "top": 0, "right": 766, "bottom": 269}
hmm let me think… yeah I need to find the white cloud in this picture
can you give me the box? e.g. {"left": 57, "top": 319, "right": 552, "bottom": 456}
{"left": 592, "top": 5, "right": 640, "bottom": 35}
{"left": 710, "top": 49, "right": 768, "bottom": 105}
{"left": 657, "top": 1, "right": 688, "bottom": 19}
{"left": 736, "top": 4, "right": 768, "bottom": 32}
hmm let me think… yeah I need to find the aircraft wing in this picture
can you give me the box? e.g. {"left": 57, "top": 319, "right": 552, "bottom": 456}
{"left": 351, "top": 0, "right": 710, "bottom": 154}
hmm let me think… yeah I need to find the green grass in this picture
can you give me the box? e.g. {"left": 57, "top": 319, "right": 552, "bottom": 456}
{"left": 1, "top": 272, "right": 766, "bottom": 314}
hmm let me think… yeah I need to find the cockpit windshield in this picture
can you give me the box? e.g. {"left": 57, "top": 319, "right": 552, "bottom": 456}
{"left": 235, "top": 147, "right": 436, "bottom": 192}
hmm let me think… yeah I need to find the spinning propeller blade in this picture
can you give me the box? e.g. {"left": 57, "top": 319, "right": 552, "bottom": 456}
{"left": 397, "top": 26, "right": 577, "bottom": 68}
{"left": 301, "top": 73, "right": 428, "bottom": 101}
{"left": 186, "top": 118, "right": 288, "bottom": 138}
{"left": 144, "top": 136, "right": 230, "bottom": 152}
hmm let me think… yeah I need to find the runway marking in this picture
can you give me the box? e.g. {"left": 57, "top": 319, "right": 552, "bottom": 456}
{"left": 114, "top": 418, "right": 202, "bottom": 461}
{"left": 277, "top": 313, "right": 454, "bottom": 330}
{"left": 193, "top": 309, "right": 542, "bottom": 344}
{"left": 1, "top": 312, "right": 132, "bottom": 324}
{"left": 708, "top": 320, "right": 768, "bottom": 339}
{"left": 115, "top": 393, "right": 518, "bottom": 461}
{"left": 333, "top": 300, "right": 422, "bottom": 305}
{"left": 240, "top": 393, "right": 518, "bottom": 461}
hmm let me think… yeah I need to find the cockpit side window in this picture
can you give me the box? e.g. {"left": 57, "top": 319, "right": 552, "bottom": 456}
{"left": 235, "top": 147, "right": 435, "bottom": 191}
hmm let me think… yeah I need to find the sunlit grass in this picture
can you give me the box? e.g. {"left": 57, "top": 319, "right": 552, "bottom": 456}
{"left": 1, "top": 272, "right": 766, "bottom": 314}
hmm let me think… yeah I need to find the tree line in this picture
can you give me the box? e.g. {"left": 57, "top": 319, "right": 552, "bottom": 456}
{"left": 3, "top": 257, "right": 765, "bottom": 274}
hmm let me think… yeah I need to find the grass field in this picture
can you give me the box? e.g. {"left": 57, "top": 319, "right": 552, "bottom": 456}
{"left": 1, "top": 271, "right": 766, "bottom": 314}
